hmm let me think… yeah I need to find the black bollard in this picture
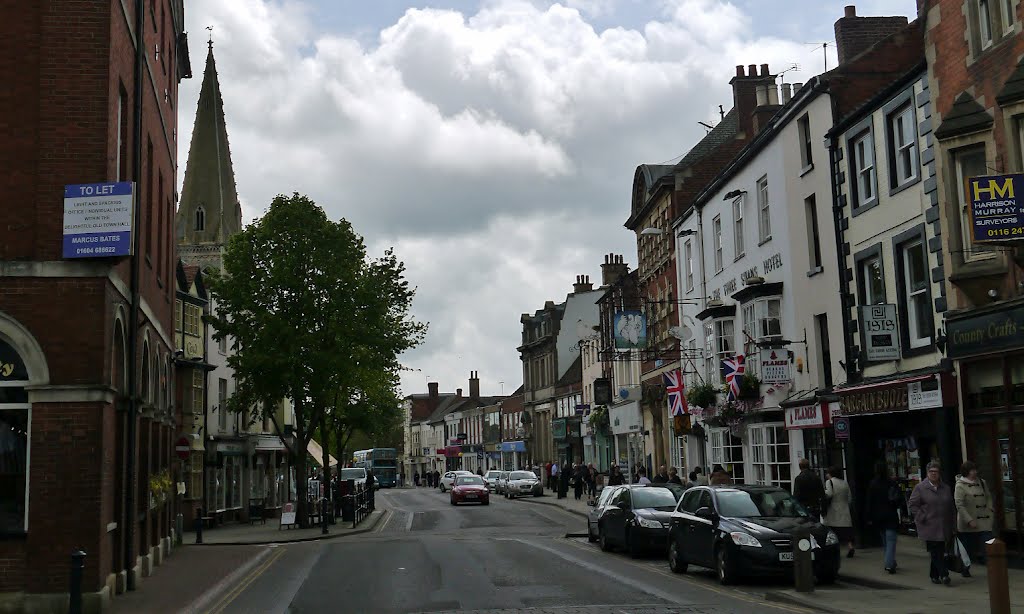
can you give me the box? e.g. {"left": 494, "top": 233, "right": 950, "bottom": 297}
{"left": 69, "top": 550, "right": 86, "bottom": 614}
{"left": 321, "top": 497, "right": 329, "bottom": 535}
{"left": 195, "top": 507, "right": 203, "bottom": 544}
{"left": 792, "top": 529, "right": 814, "bottom": 593}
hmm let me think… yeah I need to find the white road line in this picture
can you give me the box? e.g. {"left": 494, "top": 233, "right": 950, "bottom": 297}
{"left": 375, "top": 509, "right": 393, "bottom": 533}
{"left": 406, "top": 511, "right": 416, "bottom": 531}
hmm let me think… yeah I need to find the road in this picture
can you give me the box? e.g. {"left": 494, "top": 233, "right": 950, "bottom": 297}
{"left": 208, "top": 488, "right": 813, "bottom": 614}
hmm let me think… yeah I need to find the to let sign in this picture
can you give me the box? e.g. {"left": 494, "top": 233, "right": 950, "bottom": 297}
{"left": 62, "top": 182, "right": 134, "bottom": 258}
{"left": 860, "top": 304, "right": 900, "bottom": 362}
{"left": 969, "top": 174, "right": 1024, "bottom": 242}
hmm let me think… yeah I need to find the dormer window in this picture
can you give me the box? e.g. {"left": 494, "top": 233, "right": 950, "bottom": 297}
{"left": 194, "top": 205, "right": 205, "bottom": 231}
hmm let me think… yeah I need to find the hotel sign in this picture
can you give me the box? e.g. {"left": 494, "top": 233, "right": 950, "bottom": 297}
{"left": 968, "top": 174, "right": 1024, "bottom": 242}
{"left": 946, "top": 304, "right": 1024, "bottom": 359}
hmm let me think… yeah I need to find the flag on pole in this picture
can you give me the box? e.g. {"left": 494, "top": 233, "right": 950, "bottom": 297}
{"left": 663, "top": 369, "right": 688, "bottom": 416}
{"left": 722, "top": 354, "right": 745, "bottom": 402}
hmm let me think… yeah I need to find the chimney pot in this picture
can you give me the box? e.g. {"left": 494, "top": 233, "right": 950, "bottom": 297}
{"left": 781, "top": 83, "right": 792, "bottom": 103}
{"left": 844, "top": 5, "right": 856, "bottom": 17}
{"left": 760, "top": 63, "right": 769, "bottom": 76}
{"left": 767, "top": 85, "right": 779, "bottom": 106}
{"left": 736, "top": 65, "right": 745, "bottom": 76}
{"left": 756, "top": 84, "right": 768, "bottom": 107}
{"left": 748, "top": 64, "right": 757, "bottom": 76}
{"left": 457, "top": 388, "right": 462, "bottom": 397}
{"left": 793, "top": 82, "right": 803, "bottom": 93}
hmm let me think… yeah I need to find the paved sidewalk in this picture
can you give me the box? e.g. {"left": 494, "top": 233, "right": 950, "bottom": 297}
{"left": 515, "top": 490, "right": 592, "bottom": 520}
{"left": 183, "top": 509, "right": 384, "bottom": 545}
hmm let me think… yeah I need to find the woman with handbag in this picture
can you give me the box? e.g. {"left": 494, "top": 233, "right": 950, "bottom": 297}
{"left": 824, "top": 466, "right": 856, "bottom": 558}
{"left": 908, "top": 461, "right": 957, "bottom": 585}
{"left": 954, "top": 460, "right": 994, "bottom": 577}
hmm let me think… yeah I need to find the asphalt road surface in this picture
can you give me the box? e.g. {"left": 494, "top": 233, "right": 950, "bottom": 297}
{"left": 210, "top": 488, "right": 813, "bottom": 614}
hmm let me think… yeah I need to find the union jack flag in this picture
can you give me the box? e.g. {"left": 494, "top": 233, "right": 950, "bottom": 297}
{"left": 722, "top": 354, "right": 745, "bottom": 402}
{"left": 663, "top": 369, "right": 688, "bottom": 416}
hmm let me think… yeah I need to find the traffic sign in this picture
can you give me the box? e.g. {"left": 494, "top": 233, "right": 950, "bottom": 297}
{"left": 833, "top": 417, "right": 850, "bottom": 441}
{"left": 175, "top": 436, "right": 190, "bottom": 460}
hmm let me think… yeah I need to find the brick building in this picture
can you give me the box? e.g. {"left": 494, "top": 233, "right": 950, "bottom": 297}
{"left": 0, "top": 0, "right": 190, "bottom": 610}
{"left": 922, "top": 0, "right": 1024, "bottom": 554}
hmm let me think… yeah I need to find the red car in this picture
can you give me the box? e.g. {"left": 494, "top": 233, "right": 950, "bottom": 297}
{"left": 450, "top": 475, "right": 490, "bottom": 505}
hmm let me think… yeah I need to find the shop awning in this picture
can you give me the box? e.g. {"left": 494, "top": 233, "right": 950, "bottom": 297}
{"left": 307, "top": 439, "right": 338, "bottom": 468}
{"left": 835, "top": 373, "right": 932, "bottom": 395}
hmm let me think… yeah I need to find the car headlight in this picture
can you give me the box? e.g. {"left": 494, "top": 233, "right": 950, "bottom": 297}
{"left": 729, "top": 532, "right": 762, "bottom": 548}
{"left": 636, "top": 516, "right": 663, "bottom": 529}
{"left": 825, "top": 530, "right": 839, "bottom": 546}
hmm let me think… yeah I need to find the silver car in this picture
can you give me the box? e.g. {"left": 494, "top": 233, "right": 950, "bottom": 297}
{"left": 495, "top": 471, "right": 511, "bottom": 494}
{"left": 505, "top": 470, "right": 543, "bottom": 498}
{"left": 484, "top": 470, "right": 502, "bottom": 492}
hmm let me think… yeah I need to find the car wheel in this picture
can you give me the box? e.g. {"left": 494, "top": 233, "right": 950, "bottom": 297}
{"left": 668, "top": 539, "right": 688, "bottom": 574}
{"left": 598, "top": 525, "right": 612, "bottom": 552}
{"left": 440, "top": 484, "right": 445, "bottom": 493}
{"left": 450, "top": 499, "right": 456, "bottom": 506}
{"left": 587, "top": 523, "right": 597, "bottom": 543}
{"left": 716, "top": 546, "right": 736, "bottom": 585}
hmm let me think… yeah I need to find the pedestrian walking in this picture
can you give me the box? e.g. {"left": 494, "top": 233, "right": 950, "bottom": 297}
{"left": 545, "top": 461, "right": 553, "bottom": 490}
{"left": 793, "top": 458, "right": 827, "bottom": 520}
{"left": 652, "top": 465, "right": 669, "bottom": 484}
{"left": 433, "top": 469, "right": 440, "bottom": 488}
{"left": 686, "top": 471, "right": 699, "bottom": 488}
{"left": 414, "top": 472, "right": 420, "bottom": 487}
{"left": 607, "top": 465, "right": 625, "bottom": 486}
{"left": 551, "top": 460, "right": 560, "bottom": 492}
{"left": 668, "top": 467, "right": 683, "bottom": 485}
{"left": 824, "top": 465, "right": 855, "bottom": 558}
{"left": 954, "top": 460, "right": 994, "bottom": 578}
{"left": 585, "top": 464, "right": 598, "bottom": 503}
{"left": 908, "top": 461, "right": 957, "bottom": 585}
{"left": 573, "top": 463, "right": 585, "bottom": 500}
{"left": 693, "top": 466, "right": 709, "bottom": 486}
{"left": 866, "top": 461, "right": 902, "bottom": 573}
{"left": 636, "top": 466, "right": 651, "bottom": 485}
{"left": 558, "top": 463, "right": 570, "bottom": 499}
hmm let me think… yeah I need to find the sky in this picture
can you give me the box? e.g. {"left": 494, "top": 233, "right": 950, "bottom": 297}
{"left": 177, "top": 0, "right": 918, "bottom": 398}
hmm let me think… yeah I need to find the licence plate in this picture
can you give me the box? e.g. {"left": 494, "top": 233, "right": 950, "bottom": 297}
{"left": 466, "top": 494, "right": 478, "bottom": 498}
{"left": 778, "top": 552, "right": 793, "bottom": 562}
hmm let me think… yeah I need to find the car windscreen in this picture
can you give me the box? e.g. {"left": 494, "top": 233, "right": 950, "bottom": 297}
{"left": 630, "top": 487, "right": 677, "bottom": 509}
{"left": 485, "top": 471, "right": 501, "bottom": 478}
{"left": 340, "top": 469, "right": 365, "bottom": 480}
{"left": 456, "top": 476, "right": 485, "bottom": 486}
{"left": 510, "top": 471, "right": 535, "bottom": 480}
{"left": 716, "top": 489, "right": 808, "bottom": 518}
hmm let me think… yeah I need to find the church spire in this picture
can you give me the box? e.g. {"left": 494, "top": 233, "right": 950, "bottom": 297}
{"left": 176, "top": 42, "right": 241, "bottom": 263}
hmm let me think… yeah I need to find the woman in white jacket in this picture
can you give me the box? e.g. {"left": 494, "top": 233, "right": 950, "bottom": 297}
{"left": 825, "top": 465, "right": 855, "bottom": 558}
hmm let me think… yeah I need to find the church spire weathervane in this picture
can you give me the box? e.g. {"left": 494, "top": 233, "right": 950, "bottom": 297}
{"left": 206, "top": 25, "right": 213, "bottom": 50}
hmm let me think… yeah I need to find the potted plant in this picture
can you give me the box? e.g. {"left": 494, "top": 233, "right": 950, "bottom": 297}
{"left": 738, "top": 373, "right": 762, "bottom": 401}
{"left": 686, "top": 381, "right": 718, "bottom": 410}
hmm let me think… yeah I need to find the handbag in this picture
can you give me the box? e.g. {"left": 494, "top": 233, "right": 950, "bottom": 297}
{"left": 945, "top": 537, "right": 970, "bottom": 573}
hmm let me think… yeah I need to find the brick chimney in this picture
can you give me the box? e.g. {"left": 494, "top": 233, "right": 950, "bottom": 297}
{"left": 456, "top": 388, "right": 462, "bottom": 398}
{"left": 834, "top": 5, "right": 909, "bottom": 65}
{"left": 751, "top": 65, "right": 783, "bottom": 133}
{"left": 428, "top": 381, "right": 440, "bottom": 410}
{"left": 572, "top": 275, "right": 594, "bottom": 293}
{"left": 469, "top": 371, "right": 480, "bottom": 399}
{"left": 600, "top": 254, "right": 629, "bottom": 286}
{"left": 730, "top": 63, "right": 778, "bottom": 137}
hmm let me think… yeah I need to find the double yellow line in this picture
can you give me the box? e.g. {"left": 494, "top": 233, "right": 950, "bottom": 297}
{"left": 206, "top": 547, "right": 287, "bottom": 614}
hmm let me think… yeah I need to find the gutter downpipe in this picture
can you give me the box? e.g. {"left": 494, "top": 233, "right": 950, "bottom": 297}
{"left": 125, "top": 0, "right": 146, "bottom": 591}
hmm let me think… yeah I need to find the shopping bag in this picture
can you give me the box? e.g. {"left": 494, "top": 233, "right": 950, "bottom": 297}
{"left": 955, "top": 537, "right": 971, "bottom": 569}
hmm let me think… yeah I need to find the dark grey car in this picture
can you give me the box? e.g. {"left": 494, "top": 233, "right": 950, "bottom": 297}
{"left": 586, "top": 485, "right": 621, "bottom": 542}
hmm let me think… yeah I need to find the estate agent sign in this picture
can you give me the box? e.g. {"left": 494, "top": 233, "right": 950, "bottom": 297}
{"left": 968, "top": 174, "right": 1024, "bottom": 242}
{"left": 63, "top": 182, "right": 134, "bottom": 258}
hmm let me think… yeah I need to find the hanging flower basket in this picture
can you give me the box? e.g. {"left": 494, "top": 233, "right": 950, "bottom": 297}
{"left": 737, "top": 373, "right": 762, "bottom": 401}
{"left": 687, "top": 382, "right": 719, "bottom": 411}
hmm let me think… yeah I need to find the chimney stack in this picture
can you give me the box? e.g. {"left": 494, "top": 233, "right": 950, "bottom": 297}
{"left": 456, "top": 388, "right": 462, "bottom": 398}
{"left": 834, "top": 5, "right": 908, "bottom": 65}
{"left": 781, "top": 83, "right": 793, "bottom": 104}
{"left": 600, "top": 254, "right": 629, "bottom": 286}
{"left": 730, "top": 63, "right": 778, "bottom": 137}
{"left": 428, "top": 381, "right": 440, "bottom": 410}
{"left": 573, "top": 274, "right": 594, "bottom": 293}
{"left": 469, "top": 371, "right": 480, "bottom": 399}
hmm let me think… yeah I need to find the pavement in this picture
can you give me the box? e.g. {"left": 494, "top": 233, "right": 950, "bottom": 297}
{"left": 182, "top": 508, "right": 385, "bottom": 545}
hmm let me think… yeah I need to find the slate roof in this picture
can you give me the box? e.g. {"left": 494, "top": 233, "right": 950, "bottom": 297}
{"left": 673, "top": 109, "right": 739, "bottom": 172}
{"left": 935, "top": 92, "right": 994, "bottom": 140}
{"left": 997, "top": 54, "right": 1024, "bottom": 105}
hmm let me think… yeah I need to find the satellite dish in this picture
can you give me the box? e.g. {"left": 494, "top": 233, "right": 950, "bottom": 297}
{"left": 668, "top": 325, "right": 692, "bottom": 342}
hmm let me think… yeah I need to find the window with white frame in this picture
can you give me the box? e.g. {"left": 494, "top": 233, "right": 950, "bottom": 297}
{"left": 748, "top": 423, "right": 791, "bottom": 490}
{"left": 860, "top": 256, "right": 885, "bottom": 305}
{"left": 798, "top": 114, "right": 813, "bottom": 170}
{"left": 733, "top": 197, "right": 745, "bottom": 259}
{"left": 901, "top": 240, "right": 932, "bottom": 349}
{"left": 851, "top": 131, "right": 876, "bottom": 207}
{"left": 713, "top": 215, "right": 723, "bottom": 272}
{"left": 806, "top": 195, "right": 822, "bottom": 270}
{"left": 218, "top": 377, "right": 228, "bottom": 432}
{"left": 709, "top": 428, "right": 745, "bottom": 483}
{"left": 889, "top": 104, "right": 919, "bottom": 187}
{"left": 1004, "top": 0, "right": 1016, "bottom": 31}
{"left": 757, "top": 176, "right": 771, "bottom": 243}
{"left": 751, "top": 297, "right": 782, "bottom": 339}
{"left": 955, "top": 145, "right": 993, "bottom": 260}
{"left": 741, "top": 303, "right": 757, "bottom": 358}
{"left": 685, "top": 240, "right": 694, "bottom": 292}
{"left": 980, "top": 0, "right": 995, "bottom": 48}
{"left": 703, "top": 321, "right": 715, "bottom": 382}
{"left": 715, "top": 318, "right": 735, "bottom": 383}
{"left": 0, "top": 342, "right": 29, "bottom": 533}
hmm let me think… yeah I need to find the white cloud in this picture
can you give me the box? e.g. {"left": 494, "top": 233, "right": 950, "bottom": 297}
{"left": 177, "top": 0, "right": 911, "bottom": 397}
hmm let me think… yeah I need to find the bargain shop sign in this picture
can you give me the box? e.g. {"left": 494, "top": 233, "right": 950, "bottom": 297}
{"left": 969, "top": 174, "right": 1024, "bottom": 242}
{"left": 63, "top": 182, "right": 134, "bottom": 258}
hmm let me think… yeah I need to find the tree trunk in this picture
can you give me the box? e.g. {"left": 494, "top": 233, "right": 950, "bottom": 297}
{"left": 294, "top": 410, "right": 308, "bottom": 528}
{"left": 320, "top": 412, "right": 330, "bottom": 515}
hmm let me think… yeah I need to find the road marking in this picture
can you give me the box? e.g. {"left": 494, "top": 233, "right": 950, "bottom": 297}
{"left": 406, "top": 511, "right": 416, "bottom": 531}
{"left": 207, "top": 545, "right": 287, "bottom": 614}
{"left": 553, "top": 538, "right": 813, "bottom": 614}
{"left": 375, "top": 509, "right": 393, "bottom": 533}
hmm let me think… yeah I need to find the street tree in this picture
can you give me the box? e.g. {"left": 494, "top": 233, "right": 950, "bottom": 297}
{"left": 207, "top": 193, "right": 425, "bottom": 526}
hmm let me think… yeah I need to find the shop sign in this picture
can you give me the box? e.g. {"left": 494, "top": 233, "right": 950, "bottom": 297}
{"left": 860, "top": 304, "right": 900, "bottom": 361}
{"left": 422, "top": 447, "right": 431, "bottom": 456}
{"left": 63, "top": 182, "right": 134, "bottom": 258}
{"left": 785, "top": 404, "right": 831, "bottom": 430}
{"left": 610, "top": 401, "right": 642, "bottom": 435}
{"left": 968, "top": 174, "right": 1024, "bottom": 243}
{"left": 908, "top": 377, "right": 943, "bottom": 410}
{"left": 435, "top": 448, "right": 446, "bottom": 456}
{"left": 614, "top": 311, "right": 647, "bottom": 349}
{"left": 216, "top": 442, "right": 245, "bottom": 456}
{"left": 0, "top": 340, "right": 29, "bottom": 382}
{"left": 552, "top": 418, "right": 567, "bottom": 440}
{"left": 839, "top": 385, "right": 908, "bottom": 415}
{"left": 759, "top": 350, "right": 791, "bottom": 384}
{"left": 945, "top": 304, "right": 1024, "bottom": 359}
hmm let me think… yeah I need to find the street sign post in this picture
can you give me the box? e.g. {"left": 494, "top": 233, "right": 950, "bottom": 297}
{"left": 174, "top": 436, "right": 190, "bottom": 460}
{"left": 833, "top": 417, "right": 850, "bottom": 441}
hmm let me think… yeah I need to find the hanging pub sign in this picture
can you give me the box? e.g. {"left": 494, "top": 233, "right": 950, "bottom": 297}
{"left": 613, "top": 311, "right": 647, "bottom": 348}
{"left": 759, "top": 350, "right": 791, "bottom": 384}
{"left": 968, "top": 174, "right": 1024, "bottom": 242}
{"left": 860, "top": 304, "right": 900, "bottom": 361}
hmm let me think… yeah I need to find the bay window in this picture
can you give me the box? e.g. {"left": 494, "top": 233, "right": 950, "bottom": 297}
{"left": 749, "top": 423, "right": 791, "bottom": 490}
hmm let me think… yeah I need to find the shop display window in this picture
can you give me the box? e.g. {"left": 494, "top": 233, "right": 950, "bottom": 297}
{"left": 965, "top": 358, "right": 1007, "bottom": 410}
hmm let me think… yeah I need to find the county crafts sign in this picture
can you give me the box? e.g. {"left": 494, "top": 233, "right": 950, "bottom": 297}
{"left": 969, "top": 174, "right": 1024, "bottom": 242}
{"left": 63, "top": 182, "right": 134, "bottom": 258}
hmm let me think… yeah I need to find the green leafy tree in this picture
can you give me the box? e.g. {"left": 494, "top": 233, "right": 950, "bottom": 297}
{"left": 207, "top": 193, "right": 425, "bottom": 526}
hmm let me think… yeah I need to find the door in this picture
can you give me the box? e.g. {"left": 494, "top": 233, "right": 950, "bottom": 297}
{"left": 604, "top": 488, "right": 631, "bottom": 545}
{"left": 673, "top": 489, "right": 702, "bottom": 562}
{"left": 690, "top": 489, "right": 717, "bottom": 567}
{"left": 967, "top": 417, "right": 1024, "bottom": 555}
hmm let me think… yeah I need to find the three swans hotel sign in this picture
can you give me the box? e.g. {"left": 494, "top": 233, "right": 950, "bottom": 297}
{"left": 62, "top": 181, "right": 134, "bottom": 258}
{"left": 969, "top": 174, "right": 1024, "bottom": 242}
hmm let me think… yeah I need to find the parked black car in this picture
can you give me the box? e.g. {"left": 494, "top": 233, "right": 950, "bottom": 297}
{"left": 586, "top": 485, "right": 621, "bottom": 542}
{"left": 667, "top": 485, "right": 841, "bottom": 585}
{"left": 596, "top": 485, "right": 677, "bottom": 556}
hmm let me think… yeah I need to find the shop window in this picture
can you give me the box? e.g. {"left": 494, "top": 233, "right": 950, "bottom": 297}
{"left": 749, "top": 423, "right": 791, "bottom": 490}
{"left": 1013, "top": 359, "right": 1024, "bottom": 405}
{"left": 713, "top": 215, "right": 723, "bottom": 272}
{"left": 966, "top": 358, "right": 1006, "bottom": 410}
{"left": 709, "top": 428, "right": 745, "bottom": 483}
{"left": 757, "top": 176, "right": 771, "bottom": 243}
{"left": 733, "top": 197, "right": 745, "bottom": 259}
{"left": 850, "top": 130, "right": 877, "bottom": 210}
{"left": 0, "top": 362, "right": 29, "bottom": 533}
{"left": 954, "top": 145, "right": 995, "bottom": 260}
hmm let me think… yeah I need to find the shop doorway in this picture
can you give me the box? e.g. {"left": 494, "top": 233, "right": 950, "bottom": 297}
{"left": 966, "top": 417, "right": 1024, "bottom": 557}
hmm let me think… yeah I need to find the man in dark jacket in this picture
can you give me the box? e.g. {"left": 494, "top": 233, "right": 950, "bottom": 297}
{"left": 652, "top": 465, "right": 670, "bottom": 484}
{"left": 867, "top": 461, "right": 903, "bottom": 573}
{"left": 792, "top": 458, "right": 826, "bottom": 519}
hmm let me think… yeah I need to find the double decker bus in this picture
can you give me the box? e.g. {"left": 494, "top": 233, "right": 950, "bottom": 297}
{"left": 352, "top": 448, "right": 398, "bottom": 488}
